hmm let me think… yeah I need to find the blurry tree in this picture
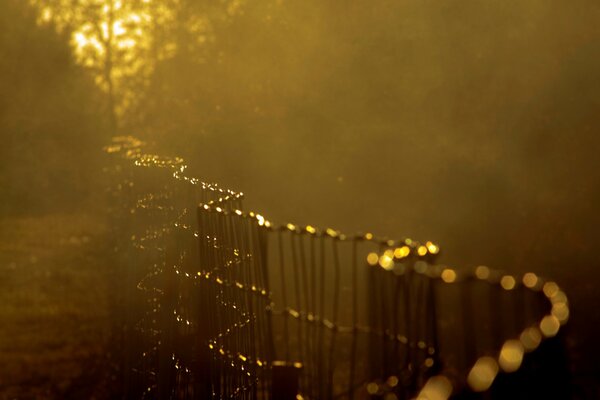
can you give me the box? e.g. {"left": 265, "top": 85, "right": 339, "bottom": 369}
{"left": 126, "top": 0, "right": 252, "bottom": 142}
{"left": 0, "top": 0, "right": 109, "bottom": 215}
{"left": 135, "top": 0, "right": 294, "bottom": 149}
{"left": 27, "top": 0, "right": 290, "bottom": 143}
{"left": 30, "top": 0, "right": 183, "bottom": 133}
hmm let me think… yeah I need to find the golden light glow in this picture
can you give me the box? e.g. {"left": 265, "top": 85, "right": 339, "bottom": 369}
{"left": 118, "top": 38, "right": 137, "bottom": 49}
{"left": 551, "top": 303, "right": 570, "bottom": 325}
{"left": 441, "top": 269, "right": 457, "bottom": 283}
{"left": 386, "top": 375, "right": 399, "bottom": 387}
{"left": 522, "top": 272, "right": 538, "bottom": 288}
{"left": 426, "top": 241, "right": 439, "bottom": 254}
{"left": 379, "top": 254, "right": 394, "bottom": 270}
{"left": 500, "top": 275, "right": 516, "bottom": 290}
{"left": 417, "top": 375, "right": 453, "bottom": 400}
{"left": 498, "top": 340, "right": 524, "bottom": 373}
{"left": 542, "top": 281, "right": 559, "bottom": 298}
{"left": 467, "top": 356, "right": 499, "bottom": 392}
{"left": 550, "top": 290, "right": 568, "bottom": 305}
{"left": 366, "top": 382, "right": 379, "bottom": 395}
{"left": 393, "top": 246, "right": 410, "bottom": 259}
{"left": 367, "top": 252, "right": 379, "bottom": 266}
{"left": 74, "top": 32, "right": 88, "bottom": 47}
{"left": 417, "top": 245, "right": 428, "bottom": 256}
{"left": 364, "top": 232, "right": 373, "bottom": 240}
{"left": 272, "top": 360, "right": 287, "bottom": 367}
{"left": 520, "top": 327, "right": 542, "bottom": 352}
{"left": 113, "top": 20, "right": 126, "bottom": 36}
{"left": 475, "top": 265, "right": 490, "bottom": 280}
{"left": 40, "top": 7, "right": 53, "bottom": 23}
{"left": 539, "top": 315, "right": 560, "bottom": 337}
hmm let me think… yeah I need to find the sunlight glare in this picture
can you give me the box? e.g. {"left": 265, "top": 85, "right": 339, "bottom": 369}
{"left": 74, "top": 32, "right": 88, "bottom": 48}
{"left": 467, "top": 357, "right": 499, "bottom": 392}
{"left": 41, "top": 7, "right": 53, "bottom": 23}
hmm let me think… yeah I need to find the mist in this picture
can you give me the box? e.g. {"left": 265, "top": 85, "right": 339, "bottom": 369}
{"left": 1, "top": 0, "right": 599, "bottom": 397}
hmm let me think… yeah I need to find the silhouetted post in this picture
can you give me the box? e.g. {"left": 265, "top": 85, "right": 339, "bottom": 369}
{"left": 158, "top": 229, "right": 178, "bottom": 399}
{"left": 271, "top": 361, "right": 302, "bottom": 400}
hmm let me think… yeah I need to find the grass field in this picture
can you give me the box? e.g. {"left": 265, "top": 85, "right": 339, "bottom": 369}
{"left": 0, "top": 213, "right": 112, "bottom": 399}
{"left": 0, "top": 211, "right": 595, "bottom": 399}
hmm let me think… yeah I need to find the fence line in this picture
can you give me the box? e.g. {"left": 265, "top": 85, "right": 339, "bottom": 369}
{"left": 105, "top": 136, "right": 570, "bottom": 399}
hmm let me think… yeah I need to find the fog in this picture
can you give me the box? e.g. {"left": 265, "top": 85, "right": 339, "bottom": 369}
{"left": 1, "top": 0, "right": 599, "bottom": 397}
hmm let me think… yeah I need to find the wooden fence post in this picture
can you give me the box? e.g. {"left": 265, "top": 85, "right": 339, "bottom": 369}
{"left": 271, "top": 361, "right": 302, "bottom": 400}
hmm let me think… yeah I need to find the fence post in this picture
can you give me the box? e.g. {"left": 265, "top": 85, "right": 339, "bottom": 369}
{"left": 271, "top": 361, "right": 302, "bottom": 400}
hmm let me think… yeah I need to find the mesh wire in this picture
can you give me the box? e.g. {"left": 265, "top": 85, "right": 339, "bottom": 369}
{"left": 105, "top": 136, "right": 569, "bottom": 400}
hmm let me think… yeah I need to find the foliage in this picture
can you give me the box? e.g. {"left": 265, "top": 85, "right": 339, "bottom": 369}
{"left": 0, "top": 0, "right": 109, "bottom": 215}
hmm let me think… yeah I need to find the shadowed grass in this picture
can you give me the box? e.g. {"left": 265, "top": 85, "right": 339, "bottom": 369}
{"left": 0, "top": 213, "right": 112, "bottom": 399}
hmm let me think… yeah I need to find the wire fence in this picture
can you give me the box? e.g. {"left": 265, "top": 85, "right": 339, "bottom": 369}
{"left": 105, "top": 136, "right": 570, "bottom": 399}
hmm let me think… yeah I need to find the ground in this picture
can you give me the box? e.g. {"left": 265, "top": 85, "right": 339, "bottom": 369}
{"left": 0, "top": 214, "right": 111, "bottom": 399}
{"left": 0, "top": 212, "right": 595, "bottom": 399}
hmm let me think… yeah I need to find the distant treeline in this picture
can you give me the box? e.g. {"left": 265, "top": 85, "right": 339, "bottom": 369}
{"left": 0, "top": 0, "right": 109, "bottom": 215}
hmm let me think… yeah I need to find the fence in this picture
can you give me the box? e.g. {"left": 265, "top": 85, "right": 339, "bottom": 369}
{"left": 105, "top": 136, "right": 570, "bottom": 399}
